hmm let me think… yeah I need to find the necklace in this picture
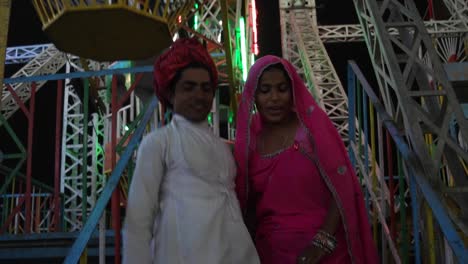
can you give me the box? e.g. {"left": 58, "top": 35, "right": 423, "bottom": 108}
{"left": 259, "top": 131, "right": 292, "bottom": 156}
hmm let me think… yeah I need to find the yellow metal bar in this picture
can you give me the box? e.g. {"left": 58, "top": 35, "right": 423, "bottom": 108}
{"left": 31, "top": 0, "right": 46, "bottom": 24}
{"left": 425, "top": 202, "right": 437, "bottom": 264}
{"left": 79, "top": 249, "right": 88, "bottom": 264}
{"left": 0, "top": 0, "right": 11, "bottom": 113}
{"left": 46, "top": 0, "right": 56, "bottom": 18}
{"left": 424, "top": 134, "right": 437, "bottom": 264}
{"left": 153, "top": 0, "right": 161, "bottom": 15}
{"left": 38, "top": 0, "right": 51, "bottom": 23}
{"left": 460, "top": 158, "right": 468, "bottom": 175}
{"left": 53, "top": 0, "right": 61, "bottom": 13}
{"left": 163, "top": 0, "right": 170, "bottom": 19}
{"left": 63, "top": 0, "right": 71, "bottom": 8}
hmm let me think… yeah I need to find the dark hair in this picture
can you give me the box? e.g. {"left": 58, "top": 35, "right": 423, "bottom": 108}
{"left": 257, "top": 63, "right": 292, "bottom": 89}
{"left": 264, "top": 63, "right": 287, "bottom": 73}
{"left": 166, "top": 62, "right": 215, "bottom": 109}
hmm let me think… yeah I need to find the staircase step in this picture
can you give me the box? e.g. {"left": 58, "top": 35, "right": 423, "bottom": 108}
{"left": 0, "top": 230, "right": 117, "bottom": 262}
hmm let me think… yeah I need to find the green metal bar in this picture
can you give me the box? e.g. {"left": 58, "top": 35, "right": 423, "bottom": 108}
{"left": 0, "top": 157, "right": 25, "bottom": 228}
{"left": 0, "top": 158, "right": 26, "bottom": 196}
{"left": 0, "top": 164, "right": 56, "bottom": 193}
{"left": 220, "top": 0, "right": 238, "bottom": 119}
{"left": 82, "top": 79, "right": 89, "bottom": 223}
{"left": 0, "top": 115, "right": 26, "bottom": 153}
{"left": 398, "top": 152, "right": 409, "bottom": 263}
{"left": 3, "top": 153, "right": 26, "bottom": 160}
{"left": 116, "top": 111, "right": 144, "bottom": 151}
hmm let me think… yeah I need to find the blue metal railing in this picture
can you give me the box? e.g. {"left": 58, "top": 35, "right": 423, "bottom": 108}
{"left": 63, "top": 96, "right": 159, "bottom": 263}
{"left": 348, "top": 60, "right": 468, "bottom": 263}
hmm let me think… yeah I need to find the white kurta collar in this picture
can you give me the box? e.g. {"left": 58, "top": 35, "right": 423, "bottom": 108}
{"left": 172, "top": 113, "right": 210, "bottom": 132}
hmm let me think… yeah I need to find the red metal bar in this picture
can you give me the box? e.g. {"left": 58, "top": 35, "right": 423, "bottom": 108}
{"left": 0, "top": 197, "right": 25, "bottom": 234}
{"left": 448, "top": 54, "right": 458, "bottom": 63}
{"left": 5, "top": 84, "right": 30, "bottom": 119}
{"left": 111, "top": 76, "right": 121, "bottom": 264}
{"left": 53, "top": 80, "right": 64, "bottom": 231}
{"left": 386, "top": 131, "right": 396, "bottom": 241}
{"left": 24, "top": 83, "right": 36, "bottom": 233}
{"left": 117, "top": 73, "right": 144, "bottom": 109}
{"left": 427, "top": 0, "right": 434, "bottom": 20}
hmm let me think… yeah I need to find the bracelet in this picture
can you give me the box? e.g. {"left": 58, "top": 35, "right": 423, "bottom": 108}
{"left": 318, "top": 230, "right": 337, "bottom": 244}
{"left": 311, "top": 238, "right": 333, "bottom": 254}
{"left": 311, "top": 230, "right": 337, "bottom": 254}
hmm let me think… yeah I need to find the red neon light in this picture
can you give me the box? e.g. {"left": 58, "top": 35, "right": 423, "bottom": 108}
{"left": 251, "top": 0, "right": 259, "bottom": 55}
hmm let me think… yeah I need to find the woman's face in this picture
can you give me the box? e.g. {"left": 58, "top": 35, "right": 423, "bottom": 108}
{"left": 255, "top": 67, "right": 294, "bottom": 125}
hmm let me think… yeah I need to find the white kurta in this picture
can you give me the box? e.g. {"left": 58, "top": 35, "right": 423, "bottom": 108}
{"left": 123, "top": 114, "right": 259, "bottom": 264}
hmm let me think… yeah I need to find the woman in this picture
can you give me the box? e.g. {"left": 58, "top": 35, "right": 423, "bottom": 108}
{"left": 234, "top": 55, "right": 378, "bottom": 264}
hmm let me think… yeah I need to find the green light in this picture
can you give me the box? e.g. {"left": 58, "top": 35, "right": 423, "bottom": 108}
{"left": 239, "top": 17, "right": 248, "bottom": 82}
{"left": 235, "top": 27, "right": 242, "bottom": 72}
{"left": 124, "top": 125, "right": 130, "bottom": 131}
{"left": 208, "top": 113, "right": 213, "bottom": 125}
{"left": 194, "top": 3, "right": 199, "bottom": 29}
{"left": 228, "top": 111, "right": 234, "bottom": 124}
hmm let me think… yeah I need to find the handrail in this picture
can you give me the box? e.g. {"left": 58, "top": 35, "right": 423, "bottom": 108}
{"left": 348, "top": 60, "right": 468, "bottom": 263}
{"left": 63, "top": 96, "right": 159, "bottom": 264}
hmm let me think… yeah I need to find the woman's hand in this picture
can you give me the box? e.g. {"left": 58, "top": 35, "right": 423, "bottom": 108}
{"left": 296, "top": 245, "right": 327, "bottom": 264}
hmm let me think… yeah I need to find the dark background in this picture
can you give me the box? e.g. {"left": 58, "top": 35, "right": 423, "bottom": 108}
{"left": 2, "top": 0, "right": 444, "bottom": 186}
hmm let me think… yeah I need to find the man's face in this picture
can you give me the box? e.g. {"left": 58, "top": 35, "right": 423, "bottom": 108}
{"left": 171, "top": 68, "right": 214, "bottom": 122}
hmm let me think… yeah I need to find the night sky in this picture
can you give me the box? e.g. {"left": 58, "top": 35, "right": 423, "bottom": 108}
{"left": 2, "top": 0, "right": 440, "bottom": 185}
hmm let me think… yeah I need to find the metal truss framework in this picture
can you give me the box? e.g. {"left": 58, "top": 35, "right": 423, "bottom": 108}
{"left": 353, "top": 0, "right": 468, "bottom": 243}
{"left": 5, "top": 44, "right": 53, "bottom": 64}
{"left": 280, "top": 4, "right": 350, "bottom": 142}
{"left": 187, "top": 0, "right": 249, "bottom": 89}
{"left": 60, "top": 87, "right": 105, "bottom": 232}
{"left": 1, "top": 46, "right": 67, "bottom": 123}
{"left": 442, "top": 0, "right": 468, "bottom": 29}
{"left": 60, "top": 62, "right": 106, "bottom": 232}
{"left": 317, "top": 19, "right": 468, "bottom": 43}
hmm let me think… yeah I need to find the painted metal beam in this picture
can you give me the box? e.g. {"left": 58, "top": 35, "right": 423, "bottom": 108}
{"left": 349, "top": 60, "right": 468, "bottom": 263}
{"left": 63, "top": 96, "right": 158, "bottom": 264}
{"left": 5, "top": 44, "right": 53, "bottom": 64}
{"left": 317, "top": 20, "right": 468, "bottom": 43}
{"left": 3, "top": 66, "right": 153, "bottom": 85}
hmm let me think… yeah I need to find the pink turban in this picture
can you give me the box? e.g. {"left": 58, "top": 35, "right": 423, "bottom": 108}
{"left": 153, "top": 38, "right": 218, "bottom": 107}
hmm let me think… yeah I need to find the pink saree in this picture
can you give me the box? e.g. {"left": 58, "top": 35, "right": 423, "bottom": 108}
{"left": 234, "top": 56, "right": 378, "bottom": 263}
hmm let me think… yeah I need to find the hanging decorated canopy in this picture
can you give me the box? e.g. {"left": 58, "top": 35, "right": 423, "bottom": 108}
{"left": 32, "top": 0, "right": 194, "bottom": 61}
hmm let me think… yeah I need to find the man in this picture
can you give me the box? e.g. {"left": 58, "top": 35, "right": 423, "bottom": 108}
{"left": 123, "top": 38, "right": 259, "bottom": 264}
